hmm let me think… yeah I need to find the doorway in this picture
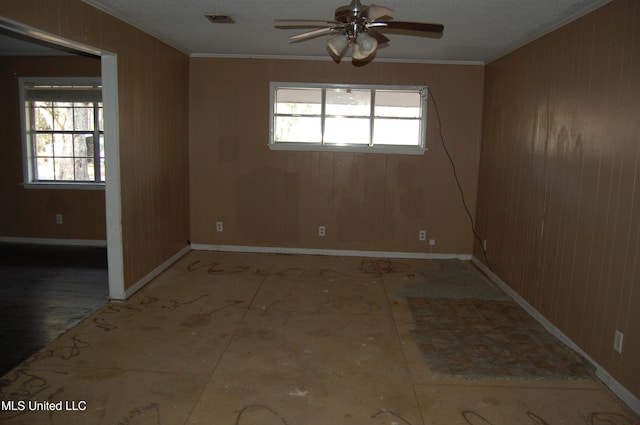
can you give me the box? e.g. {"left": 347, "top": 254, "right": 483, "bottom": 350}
{"left": 0, "top": 19, "right": 123, "bottom": 373}
{"left": 0, "top": 18, "right": 123, "bottom": 299}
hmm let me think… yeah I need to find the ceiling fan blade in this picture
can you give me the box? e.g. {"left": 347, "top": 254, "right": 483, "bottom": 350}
{"left": 363, "top": 5, "right": 393, "bottom": 21}
{"left": 275, "top": 18, "right": 338, "bottom": 24}
{"left": 381, "top": 21, "right": 444, "bottom": 34}
{"left": 290, "top": 27, "right": 337, "bottom": 42}
{"left": 276, "top": 24, "right": 332, "bottom": 29}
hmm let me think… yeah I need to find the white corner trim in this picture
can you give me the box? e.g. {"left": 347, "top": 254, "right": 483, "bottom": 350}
{"left": 471, "top": 256, "right": 640, "bottom": 416}
{"left": 190, "top": 243, "right": 471, "bottom": 261}
{"left": 0, "top": 236, "right": 107, "bottom": 247}
{"left": 121, "top": 245, "right": 191, "bottom": 300}
{"left": 101, "top": 53, "right": 125, "bottom": 302}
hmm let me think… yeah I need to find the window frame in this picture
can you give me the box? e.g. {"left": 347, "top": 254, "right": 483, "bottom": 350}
{"left": 19, "top": 77, "right": 105, "bottom": 190}
{"left": 269, "top": 82, "right": 429, "bottom": 155}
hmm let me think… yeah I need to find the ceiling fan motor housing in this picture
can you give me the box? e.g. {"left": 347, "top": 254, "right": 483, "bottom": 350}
{"left": 335, "top": 0, "right": 371, "bottom": 41}
{"left": 334, "top": 0, "right": 364, "bottom": 23}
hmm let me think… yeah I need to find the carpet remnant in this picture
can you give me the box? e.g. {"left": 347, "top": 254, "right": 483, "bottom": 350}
{"left": 407, "top": 297, "right": 595, "bottom": 380}
{"left": 394, "top": 259, "right": 506, "bottom": 300}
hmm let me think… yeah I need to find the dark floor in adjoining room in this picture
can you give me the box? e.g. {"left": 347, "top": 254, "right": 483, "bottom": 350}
{"left": 0, "top": 243, "right": 109, "bottom": 376}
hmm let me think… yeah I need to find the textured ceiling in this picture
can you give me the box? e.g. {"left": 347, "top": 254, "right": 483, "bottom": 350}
{"left": 0, "top": 0, "right": 611, "bottom": 62}
{"left": 81, "top": 0, "right": 611, "bottom": 63}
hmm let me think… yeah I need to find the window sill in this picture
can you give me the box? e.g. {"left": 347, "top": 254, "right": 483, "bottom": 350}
{"left": 268, "top": 143, "right": 426, "bottom": 155}
{"left": 22, "top": 182, "right": 106, "bottom": 191}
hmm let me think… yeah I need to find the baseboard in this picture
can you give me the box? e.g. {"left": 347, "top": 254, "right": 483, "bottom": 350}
{"left": 0, "top": 236, "right": 107, "bottom": 247}
{"left": 190, "top": 243, "right": 472, "bottom": 260}
{"left": 471, "top": 256, "right": 640, "bottom": 416}
{"left": 121, "top": 245, "right": 191, "bottom": 300}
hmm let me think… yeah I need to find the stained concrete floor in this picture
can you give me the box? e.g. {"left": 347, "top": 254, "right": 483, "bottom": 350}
{"left": 0, "top": 250, "right": 638, "bottom": 424}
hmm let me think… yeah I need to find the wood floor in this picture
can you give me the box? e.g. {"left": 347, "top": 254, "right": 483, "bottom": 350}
{"left": 0, "top": 243, "right": 108, "bottom": 376}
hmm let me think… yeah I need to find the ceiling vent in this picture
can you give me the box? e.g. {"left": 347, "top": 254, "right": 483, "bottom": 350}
{"left": 205, "top": 14, "right": 235, "bottom": 24}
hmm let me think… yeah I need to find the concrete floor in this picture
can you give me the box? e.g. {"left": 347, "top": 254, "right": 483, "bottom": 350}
{"left": 0, "top": 250, "right": 637, "bottom": 424}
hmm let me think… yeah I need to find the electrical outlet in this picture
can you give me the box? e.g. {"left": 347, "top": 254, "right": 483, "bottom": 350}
{"left": 216, "top": 221, "right": 223, "bottom": 232}
{"left": 318, "top": 225, "right": 326, "bottom": 237}
{"left": 614, "top": 330, "right": 624, "bottom": 353}
{"left": 429, "top": 239, "right": 436, "bottom": 247}
{"left": 55, "top": 214, "right": 63, "bottom": 225}
{"left": 419, "top": 230, "right": 427, "bottom": 241}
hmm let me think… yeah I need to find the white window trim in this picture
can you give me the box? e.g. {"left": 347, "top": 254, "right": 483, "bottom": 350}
{"left": 269, "top": 81, "right": 428, "bottom": 155}
{"left": 19, "top": 76, "right": 105, "bottom": 190}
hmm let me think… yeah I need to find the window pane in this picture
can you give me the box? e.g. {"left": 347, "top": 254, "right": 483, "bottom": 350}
{"left": 99, "top": 134, "right": 105, "bottom": 158}
{"left": 35, "top": 157, "right": 54, "bottom": 180}
{"left": 325, "top": 117, "right": 370, "bottom": 145}
{"left": 326, "top": 88, "right": 370, "bottom": 116}
{"left": 87, "top": 158, "right": 95, "bottom": 180}
{"left": 74, "top": 134, "right": 94, "bottom": 157}
{"left": 275, "top": 88, "right": 321, "bottom": 115}
{"left": 33, "top": 105, "right": 53, "bottom": 131}
{"left": 98, "top": 104, "right": 104, "bottom": 131}
{"left": 73, "top": 104, "right": 94, "bottom": 131}
{"left": 53, "top": 133, "right": 73, "bottom": 156}
{"left": 375, "top": 90, "right": 421, "bottom": 118}
{"left": 373, "top": 119, "right": 420, "bottom": 146}
{"left": 35, "top": 133, "right": 52, "bottom": 155}
{"left": 55, "top": 158, "right": 75, "bottom": 180}
{"left": 53, "top": 105, "right": 73, "bottom": 131}
{"left": 275, "top": 116, "right": 321, "bottom": 143}
{"left": 100, "top": 158, "right": 106, "bottom": 182}
{"left": 75, "top": 158, "right": 92, "bottom": 181}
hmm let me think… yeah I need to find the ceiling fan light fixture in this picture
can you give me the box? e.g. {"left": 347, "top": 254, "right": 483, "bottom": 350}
{"left": 275, "top": 0, "right": 444, "bottom": 62}
{"left": 327, "top": 34, "right": 351, "bottom": 56}
{"left": 352, "top": 32, "right": 377, "bottom": 59}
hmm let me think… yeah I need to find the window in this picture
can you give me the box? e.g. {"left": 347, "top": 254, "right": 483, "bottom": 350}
{"left": 20, "top": 77, "right": 104, "bottom": 188}
{"left": 269, "top": 82, "right": 428, "bottom": 154}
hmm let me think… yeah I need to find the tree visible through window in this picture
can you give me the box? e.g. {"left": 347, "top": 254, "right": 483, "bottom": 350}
{"left": 21, "top": 78, "right": 104, "bottom": 186}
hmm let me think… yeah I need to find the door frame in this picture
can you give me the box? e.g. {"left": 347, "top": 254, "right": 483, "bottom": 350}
{"left": 0, "top": 17, "right": 125, "bottom": 299}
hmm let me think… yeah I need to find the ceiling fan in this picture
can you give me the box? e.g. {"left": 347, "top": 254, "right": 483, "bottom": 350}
{"left": 275, "top": 0, "right": 444, "bottom": 61}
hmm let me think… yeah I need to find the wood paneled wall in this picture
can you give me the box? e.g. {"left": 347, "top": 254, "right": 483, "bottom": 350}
{"left": 189, "top": 58, "right": 484, "bottom": 255}
{"left": 0, "top": 1, "right": 190, "bottom": 291}
{"left": 0, "top": 55, "right": 105, "bottom": 240}
{"left": 476, "top": 0, "right": 640, "bottom": 398}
